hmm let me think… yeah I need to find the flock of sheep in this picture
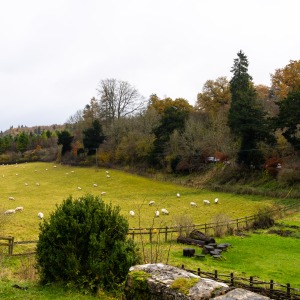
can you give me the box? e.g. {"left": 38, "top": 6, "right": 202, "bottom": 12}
{"left": 2, "top": 164, "right": 111, "bottom": 221}
{"left": 4, "top": 194, "right": 44, "bottom": 219}
{"left": 128, "top": 197, "right": 219, "bottom": 217}
{"left": 3, "top": 164, "right": 221, "bottom": 227}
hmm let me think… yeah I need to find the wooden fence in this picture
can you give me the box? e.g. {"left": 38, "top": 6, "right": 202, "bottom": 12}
{"left": 1, "top": 202, "right": 299, "bottom": 254}
{"left": 181, "top": 265, "right": 300, "bottom": 300}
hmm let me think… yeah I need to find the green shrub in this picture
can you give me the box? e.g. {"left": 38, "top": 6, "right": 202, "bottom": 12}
{"left": 252, "top": 207, "right": 275, "bottom": 229}
{"left": 36, "top": 194, "right": 140, "bottom": 293}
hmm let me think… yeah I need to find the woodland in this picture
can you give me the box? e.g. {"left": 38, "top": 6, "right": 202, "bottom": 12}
{"left": 0, "top": 51, "right": 299, "bottom": 192}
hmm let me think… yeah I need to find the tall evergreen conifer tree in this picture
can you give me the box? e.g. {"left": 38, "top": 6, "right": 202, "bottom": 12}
{"left": 228, "top": 51, "right": 272, "bottom": 168}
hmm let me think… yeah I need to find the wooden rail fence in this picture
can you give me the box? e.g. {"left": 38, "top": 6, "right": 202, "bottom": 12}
{"left": 181, "top": 265, "right": 300, "bottom": 300}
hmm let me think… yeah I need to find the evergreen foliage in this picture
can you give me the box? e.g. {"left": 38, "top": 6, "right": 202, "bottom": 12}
{"left": 228, "top": 50, "right": 273, "bottom": 168}
{"left": 36, "top": 194, "right": 140, "bottom": 293}
{"left": 149, "top": 106, "right": 189, "bottom": 167}
{"left": 82, "top": 120, "right": 105, "bottom": 155}
{"left": 57, "top": 130, "right": 74, "bottom": 155}
{"left": 274, "top": 89, "right": 300, "bottom": 151}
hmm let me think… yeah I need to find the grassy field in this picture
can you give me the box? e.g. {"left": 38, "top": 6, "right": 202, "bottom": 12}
{"left": 0, "top": 162, "right": 299, "bottom": 298}
{"left": 0, "top": 162, "right": 282, "bottom": 241}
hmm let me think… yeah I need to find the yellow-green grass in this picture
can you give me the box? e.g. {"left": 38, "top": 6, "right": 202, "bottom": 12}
{"left": 1, "top": 162, "right": 277, "bottom": 241}
{"left": 168, "top": 233, "right": 300, "bottom": 288}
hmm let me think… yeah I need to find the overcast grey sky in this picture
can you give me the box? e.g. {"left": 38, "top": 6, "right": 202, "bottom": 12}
{"left": 1, "top": 0, "right": 299, "bottom": 132}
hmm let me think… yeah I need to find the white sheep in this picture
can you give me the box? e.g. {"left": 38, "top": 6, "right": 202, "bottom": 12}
{"left": 101, "top": 191, "right": 106, "bottom": 195}
{"left": 155, "top": 210, "right": 160, "bottom": 217}
{"left": 203, "top": 199, "right": 210, "bottom": 205}
{"left": 8, "top": 196, "right": 15, "bottom": 200}
{"left": 106, "top": 170, "right": 109, "bottom": 174}
{"left": 4, "top": 209, "right": 16, "bottom": 215}
{"left": 93, "top": 183, "right": 98, "bottom": 187}
{"left": 106, "top": 174, "right": 111, "bottom": 178}
{"left": 161, "top": 208, "right": 169, "bottom": 215}
{"left": 214, "top": 198, "right": 219, "bottom": 204}
{"left": 149, "top": 200, "right": 155, "bottom": 206}
{"left": 36, "top": 182, "right": 40, "bottom": 186}
{"left": 129, "top": 210, "right": 135, "bottom": 217}
{"left": 77, "top": 187, "right": 82, "bottom": 190}
{"left": 190, "top": 201, "right": 197, "bottom": 207}
{"left": 38, "top": 212, "right": 44, "bottom": 219}
{"left": 176, "top": 193, "right": 181, "bottom": 198}
{"left": 25, "top": 183, "right": 28, "bottom": 186}
{"left": 15, "top": 206, "right": 24, "bottom": 212}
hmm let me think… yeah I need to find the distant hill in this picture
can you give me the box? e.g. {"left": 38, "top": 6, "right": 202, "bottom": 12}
{"left": 1, "top": 124, "right": 66, "bottom": 136}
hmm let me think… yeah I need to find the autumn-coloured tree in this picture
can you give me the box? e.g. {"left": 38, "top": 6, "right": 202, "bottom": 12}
{"left": 255, "top": 84, "right": 278, "bottom": 117}
{"left": 148, "top": 95, "right": 193, "bottom": 114}
{"left": 196, "top": 77, "right": 231, "bottom": 115}
{"left": 271, "top": 60, "right": 300, "bottom": 100}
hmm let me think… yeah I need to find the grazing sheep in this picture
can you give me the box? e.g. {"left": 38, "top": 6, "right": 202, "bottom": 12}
{"left": 155, "top": 210, "right": 160, "bottom": 217}
{"left": 93, "top": 183, "right": 98, "bottom": 187}
{"left": 214, "top": 198, "right": 219, "bottom": 204}
{"left": 106, "top": 174, "right": 111, "bottom": 178}
{"left": 176, "top": 193, "right": 181, "bottom": 198}
{"left": 203, "top": 199, "right": 210, "bottom": 205}
{"left": 190, "top": 201, "right": 197, "bottom": 207}
{"left": 25, "top": 183, "right": 28, "bottom": 186}
{"left": 15, "top": 206, "right": 24, "bottom": 212}
{"left": 161, "top": 208, "right": 169, "bottom": 215}
{"left": 106, "top": 170, "right": 109, "bottom": 174}
{"left": 8, "top": 196, "right": 15, "bottom": 200}
{"left": 4, "top": 209, "right": 16, "bottom": 215}
{"left": 149, "top": 200, "right": 155, "bottom": 206}
{"left": 101, "top": 191, "right": 106, "bottom": 195}
{"left": 129, "top": 210, "right": 135, "bottom": 217}
{"left": 38, "top": 212, "right": 44, "bottom": 219}
{"left": 36, "top": 182, "right": 40, "bottom": 186}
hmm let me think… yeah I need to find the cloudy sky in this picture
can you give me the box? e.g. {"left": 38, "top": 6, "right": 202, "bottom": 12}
{"left": 1, "top": 0, "right": 299, "bottom": 132}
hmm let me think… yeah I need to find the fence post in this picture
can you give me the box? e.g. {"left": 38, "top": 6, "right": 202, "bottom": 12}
{"left": 236, "top": 218, "right": 239, "bottom": 230}
{"left": 214, "top": 270, "right": 218, "bottom": 280}
{"left": 165, "top": 226, "right": 168, "bottom": 242}
{"left": 132, "top": 231, "right": 134, "bottom": 241}
{"left": 230, "top": 272, "right": 234, "bottom": 286}
{"left": 287, "top": 283, "right": 291, "bottom": 299}
{"left": 182, "top": 264, "right": 184, "bottom": 270}
{"left": 204, "top": 223, "right": 207, "bottom": 235}
{"left": 245, "top": 216, "right": 248, "bottom": 228}
{"left": 269, "top": 280, "right": 273, "bottom": 298}
{"left": 250, "top": 276, "right": 253, "bottom": 288}
{"left": 9, "top": 236, "right": 14, "bottom": 255}
{"left": 149, "top": 229, "right": 152, "bottom": 243}
{"left": 198, "top": 268, "right": 200, "bottom": 276}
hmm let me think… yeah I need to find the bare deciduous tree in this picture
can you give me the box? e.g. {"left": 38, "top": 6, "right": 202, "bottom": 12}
{"left": 97, "top": 79, "right": 146, "bottom": 123}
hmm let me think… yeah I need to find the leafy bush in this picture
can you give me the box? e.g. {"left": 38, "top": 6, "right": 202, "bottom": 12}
{"left": 36, "top": 194, "right": 140, "bottom": 293}
{"left": 211, "top": 213, "right": 231, "bottom": 237}
{"left": 252, "top": 207, "right": 275, "bottom": 229}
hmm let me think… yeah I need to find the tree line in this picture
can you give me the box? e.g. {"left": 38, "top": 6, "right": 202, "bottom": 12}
{"left": 1, "top": 51, "right": 299, "bottom": 179}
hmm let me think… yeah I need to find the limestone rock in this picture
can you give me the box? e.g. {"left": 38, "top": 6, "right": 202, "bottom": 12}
{"left": 213, "top": 287, "right": 270, "bottom": 299}
{"left": 124, "top": 263, "right": 229, "bottom": 299}
{"left": 124, "top": 264, "right": 271, "bottom": 300}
